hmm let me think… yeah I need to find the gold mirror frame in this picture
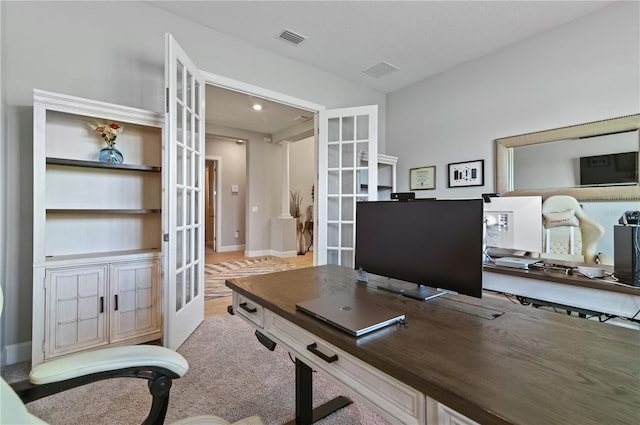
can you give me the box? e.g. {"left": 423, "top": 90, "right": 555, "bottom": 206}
{"left": 495, "top": 114, "right": 640, "bottom": 201}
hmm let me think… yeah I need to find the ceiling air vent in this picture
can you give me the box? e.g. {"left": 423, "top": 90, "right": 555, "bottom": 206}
{"left": 363, "top": 61, "right": 399, "bottom": 79}
{"left": 277, "top": 28, "right": 307, "bottom": 46}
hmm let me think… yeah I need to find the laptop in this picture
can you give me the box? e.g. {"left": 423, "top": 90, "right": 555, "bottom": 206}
{"left": 296, "top": 293, "right": 405, "bottom": 337}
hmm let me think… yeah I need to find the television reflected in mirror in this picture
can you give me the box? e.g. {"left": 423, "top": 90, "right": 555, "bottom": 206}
{"left": 580, "top": 151, "right": 638, "bottom": 186}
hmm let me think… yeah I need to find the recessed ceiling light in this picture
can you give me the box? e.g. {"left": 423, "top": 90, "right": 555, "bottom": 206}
{"left": 253, "top": 104, "right": 262, "bottom": 111}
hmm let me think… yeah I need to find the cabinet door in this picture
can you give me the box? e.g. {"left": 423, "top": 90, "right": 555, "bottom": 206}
{"left": 45, "top": 266, "right": 108, "bottom": 359}
{"left": 109, "top": 260, "right": 161, "bottom": 343}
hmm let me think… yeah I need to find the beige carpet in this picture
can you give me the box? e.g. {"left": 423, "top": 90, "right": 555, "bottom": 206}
{"left": 205, "top": 256, "right": 299, "bottom": 300}
{"left": 7, "top": 314, "right": 391, "bottom": 425}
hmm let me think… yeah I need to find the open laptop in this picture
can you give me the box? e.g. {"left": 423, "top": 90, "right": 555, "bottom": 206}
{"left": 296, "top": 293, "right": 405, "bottom": 337}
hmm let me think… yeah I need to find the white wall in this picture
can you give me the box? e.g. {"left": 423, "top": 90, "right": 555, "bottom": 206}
{"left": 387, "top": 1, "right": 640, "bottom": 200}
{"left": 0, "top": 0, "right": 385, "bottom": 362}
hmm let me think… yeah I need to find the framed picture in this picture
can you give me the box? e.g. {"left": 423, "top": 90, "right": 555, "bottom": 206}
{"left": 410, "top": 166, "right": 436, "bottom": 190}
{"left": 448, "top": 159, "right": 484, "bottom": 188}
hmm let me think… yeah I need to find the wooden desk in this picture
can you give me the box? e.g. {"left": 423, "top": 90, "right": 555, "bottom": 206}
{"left": 483, "top": 262, "right": 640, "bottom": 321}
{"left": 227, "top": 265, "right": 639, "bottom": 425}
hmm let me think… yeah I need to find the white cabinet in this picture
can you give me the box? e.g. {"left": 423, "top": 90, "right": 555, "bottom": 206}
{"left": 32, "top": 89, "right": 164, "bottom": 366}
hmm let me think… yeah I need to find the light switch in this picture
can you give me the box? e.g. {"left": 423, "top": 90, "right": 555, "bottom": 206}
{"left": 231, "top": 184, "right": 239, "bottom": 193}
{"left": 252, "top": 206, "right": 259, "bottom": 212}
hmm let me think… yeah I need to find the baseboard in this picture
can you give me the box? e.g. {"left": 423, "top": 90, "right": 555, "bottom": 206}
{"left": 217, "top": 244, "right": 245, "bottom": 252}
{"left": 3, "top": 340, "right": 31, "bottom": 366}
{"left": 244, "top": 249, "right": 272, "bottom": 257}
{"left": 269, "top": 249, "right": 298, "bottom": 258}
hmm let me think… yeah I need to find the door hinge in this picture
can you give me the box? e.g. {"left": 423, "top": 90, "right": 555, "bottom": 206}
{"left": 163, "top": 233, "right": 169, "bottom": 242}
{"left": 165, "top": 87, "right": 169, "bottom": 113}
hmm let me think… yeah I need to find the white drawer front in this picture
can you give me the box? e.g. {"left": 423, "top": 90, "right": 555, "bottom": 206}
{"left": 232, "top": 292, "right": 264, "bottom": 328}
{"left": 436, "top": 402, "right": 480, "bottom": 425}
{"left": 266, "top": 310, "right": 424, "bottom": 425}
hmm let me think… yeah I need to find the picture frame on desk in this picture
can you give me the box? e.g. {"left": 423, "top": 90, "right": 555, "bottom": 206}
{"left": 410, "top": 166, "right": 436, "bottom": 190}
{"left": 448, "top": 159, "right": 484, "bottom": 188}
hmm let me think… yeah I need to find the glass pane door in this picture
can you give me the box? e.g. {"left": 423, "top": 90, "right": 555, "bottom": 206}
{"left": 318, "top": 106, "right": 378, "bottom": 267}
{"left": 164, "top": 33, "right": 205, "bottom": 350}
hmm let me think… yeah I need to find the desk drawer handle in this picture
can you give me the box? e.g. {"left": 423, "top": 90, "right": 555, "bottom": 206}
{"left": 307, "top": 343, "right": 338, "bottom": 363}
{"left": 239, "top": 302, "right": 257, "bottom": 313}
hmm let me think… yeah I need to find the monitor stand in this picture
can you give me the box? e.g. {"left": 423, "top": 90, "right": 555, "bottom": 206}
{"left": 377, "top": 283, "right": 448, "bottom": 301}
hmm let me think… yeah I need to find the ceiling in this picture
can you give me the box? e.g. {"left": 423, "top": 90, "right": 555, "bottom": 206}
{"left": 150, "top": 0, "right": 614, "bottom": 135}
{"left": 205, "top": 84, "right": 313, "bottom": 136}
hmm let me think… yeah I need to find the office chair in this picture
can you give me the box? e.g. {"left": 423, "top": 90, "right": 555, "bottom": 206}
{"left": 540, "top": 195, "right": 611, "bottom": 264}
{"left": 0, "top": 288, "right": 266, "bottom": 425}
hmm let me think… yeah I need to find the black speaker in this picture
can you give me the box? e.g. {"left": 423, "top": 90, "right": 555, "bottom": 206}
{"left": 614, "top": 225, "right": 640, "bottom": 286}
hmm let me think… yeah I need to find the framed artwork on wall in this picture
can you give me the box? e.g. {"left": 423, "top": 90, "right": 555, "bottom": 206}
{"left": 410, "top": 166, "right": 436, "bottom": 190}
{"left": 448, "top": 159, "right": 484, "bottom": 188}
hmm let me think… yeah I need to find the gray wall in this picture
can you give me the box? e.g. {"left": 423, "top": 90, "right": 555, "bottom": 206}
{"left": 385, "top": 1, "right": 640, "bottom": 261}
{"left": 387, "top": 1, "right": 639, "bottom": 200}
{"left": 205, "top": 135, "right": 247, "bottom": 251}
{"left": 0, "top": 0, "right": 384, "bottom": 363}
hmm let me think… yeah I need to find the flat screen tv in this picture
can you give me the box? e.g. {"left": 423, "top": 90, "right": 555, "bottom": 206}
{"left": 355, "top": 199, "right": 484, "bottom": 300}
{"left": 580, "top": 151, "right": 638, "bottom": 186}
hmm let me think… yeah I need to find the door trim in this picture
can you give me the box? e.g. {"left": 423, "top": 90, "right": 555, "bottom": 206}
{"left": 200, "top": 71, "right": 325, "bottom": 113}
{"left": 201, "top": 71, "right": 325, "bottom": 262}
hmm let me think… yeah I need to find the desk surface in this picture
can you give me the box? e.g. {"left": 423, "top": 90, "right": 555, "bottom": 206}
{"left": 227, "top": 265, "right": 639, "bottom": 425}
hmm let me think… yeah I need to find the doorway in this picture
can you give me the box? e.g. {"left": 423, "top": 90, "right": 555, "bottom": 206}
{"left": 205, "top": 159, "right": 217, "bottom": 251}
{"left": 203, "top": 81, "right": 320, "bottom": 257}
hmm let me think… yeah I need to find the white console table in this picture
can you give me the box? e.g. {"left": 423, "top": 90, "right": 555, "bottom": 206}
{"left": 483, "top": 263, "right": 640, "bottom": 322}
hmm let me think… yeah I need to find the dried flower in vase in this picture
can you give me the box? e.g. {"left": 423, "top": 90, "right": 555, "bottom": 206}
{"left": 95, "top": 123, "right": 123, "bottom": 148}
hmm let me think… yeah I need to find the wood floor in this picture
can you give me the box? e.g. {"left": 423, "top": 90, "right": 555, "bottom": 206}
{"left": 204, "top": 250, "right": 314, "bottom": 318}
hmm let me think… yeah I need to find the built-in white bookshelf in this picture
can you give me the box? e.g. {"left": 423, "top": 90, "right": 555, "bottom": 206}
{"left": 32, "top": 89, "right": 164, "bottom": 366}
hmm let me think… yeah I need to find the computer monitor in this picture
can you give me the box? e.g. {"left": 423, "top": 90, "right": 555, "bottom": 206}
{"left": 483, "top": 196, "right": 543, "bottom": 256}
{"left": 355, "top": 199, "right": 484, "bottom": 300}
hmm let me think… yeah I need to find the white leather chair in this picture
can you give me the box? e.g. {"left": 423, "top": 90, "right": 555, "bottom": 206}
{"left": 541, "top": 195, "right": 611, "bottom": 264}
{"left": 0, "top": 288, "right": 266, "bottom": 425}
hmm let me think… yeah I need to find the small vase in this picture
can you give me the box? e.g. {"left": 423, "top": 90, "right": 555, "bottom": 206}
{"left": 98, "top": 147, "right": 124, "bottom": 164}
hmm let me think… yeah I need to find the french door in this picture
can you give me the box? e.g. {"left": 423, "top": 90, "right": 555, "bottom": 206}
{"left": 163, "top": 34, "right": 205, "bottom": 350}
{"left": 317, "top": 106, "right": 378, "bottom": 266}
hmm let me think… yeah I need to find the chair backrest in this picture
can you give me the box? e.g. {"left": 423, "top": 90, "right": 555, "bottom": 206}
{"left": 0, "top": 286, "right": 47, "bottom": 424}
{"left": 541, "top": 195, "right": 604, "bottom": 263}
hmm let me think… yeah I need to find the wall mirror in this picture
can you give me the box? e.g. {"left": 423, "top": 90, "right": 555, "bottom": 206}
{"left": 495, "top": 114, "right": 640, "bottom": 201}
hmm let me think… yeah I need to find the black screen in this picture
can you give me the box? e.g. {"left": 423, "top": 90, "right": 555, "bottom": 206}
{"left": 580, "top": 151, "right": 638, "bottom": 186}
{"left": 355, "top": 199, "right": 484, "bottom": 298}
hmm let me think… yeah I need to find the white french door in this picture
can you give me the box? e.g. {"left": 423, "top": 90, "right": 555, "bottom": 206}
{"left": 163, "top": 34, "right": 205, "bottom": 350}
{"left": 317, "top": 106, "right": 378, "bottom": 266}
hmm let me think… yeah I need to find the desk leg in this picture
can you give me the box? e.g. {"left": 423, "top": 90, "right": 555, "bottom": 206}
{"left": 284, "top": 358, "right": 352, "bottom": 425}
